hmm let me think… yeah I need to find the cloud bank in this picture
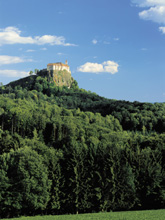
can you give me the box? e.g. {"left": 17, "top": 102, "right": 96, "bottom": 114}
{"left": 0, "top": 27, "right": 76, "bottom": 46}
{"left": 0, "top": 55, "right": 32, "bottom": 78}
{"left": 0, "top": 69, "right": 29, "bottom": 77}
{"left": 0, "top": 55, "right": 32, "bottom": 66}
{"left": 139, "top": 5, "right": 165, "bottom": 23}
{"left": 77, "top": 60, "right": 119, "bottom": 74}
{"left": 131, "top": 0, "right": 165, "bottom": 33}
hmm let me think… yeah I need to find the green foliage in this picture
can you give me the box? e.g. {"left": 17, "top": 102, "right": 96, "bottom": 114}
{"left": 0, "top": 74, "right": 164, "bottom": 218}
{"left": 29, "top": 70, "right": 33, "bottom": 76}
{"left": 0, "top": 147, "right": 50, "bottom": 218}
{"left": 3, "top": 72, "right": 165, "bottom": 133}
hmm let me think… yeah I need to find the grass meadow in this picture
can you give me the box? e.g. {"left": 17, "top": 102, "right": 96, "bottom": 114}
{"left": 3, "top": 209, "right": 165, "bottom": 220}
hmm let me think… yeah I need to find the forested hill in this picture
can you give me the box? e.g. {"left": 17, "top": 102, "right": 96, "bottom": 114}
{"left": 2, "top": 72, "right": 165, "bottom": 133}
{"left": 0, "top": 73, "right": 165, "bottom": 218}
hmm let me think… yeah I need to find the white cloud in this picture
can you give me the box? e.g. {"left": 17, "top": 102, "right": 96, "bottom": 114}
{"left": 57, "top": 52, "right": 66, "bottom": 56}
{"left": 0, "top": 27, "right": 33, "bottom": 45}
{"left": 26, "top": 49, "right": 35, "bottom": 52}
{"left": 78, "top": 62, "right": 104, "bottom": 73}
{"left": 92, "top": 39, "right": 98, "bottom": 44}
{"left": 34, "top": 35, "right": 66, "bottom": 45}
{"left": 159, "top": 26, "right": 165, "bottom": 33}
{"left": 139, "top": 6, "right": 165, "bottom": 23}
{"left": 132, "top": 0, "right": 165, "bottom": 7}
{"left": 77, "top": 60, "right": 119, "bottom": 74}
{"left": 40, "top": 47, "right": 47, "bottom": 51}
{"left": 0, "top": 26, "right": 76, "bottom": 46}
{"left": 131, "top": 0, "right": 165, "bottom": 32}
{"left": 0, "top": 55, "right": 33, "bottom": 65}
{"left": 0, "top": 69, "right": 29, "bottom": 77}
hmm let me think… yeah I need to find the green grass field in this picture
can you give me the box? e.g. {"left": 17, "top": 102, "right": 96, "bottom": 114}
{"left": 3, "top": 209, "right": 165, "bottom": 220}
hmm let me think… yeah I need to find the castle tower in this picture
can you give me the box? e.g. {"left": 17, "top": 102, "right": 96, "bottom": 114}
{"left": 65, "top": 60, "right": 68, "bottom": 65}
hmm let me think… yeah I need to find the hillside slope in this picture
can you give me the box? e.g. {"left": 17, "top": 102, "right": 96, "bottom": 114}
{"left": 0, "top": 72, "right": 164, "bottom": 218}
{"left": 3, "top": 73, "right": 165, "bottom": 133}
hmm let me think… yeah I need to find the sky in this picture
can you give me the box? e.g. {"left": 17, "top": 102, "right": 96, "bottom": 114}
{"left": 0, "top": 0, "right": 165, "bottom": 103}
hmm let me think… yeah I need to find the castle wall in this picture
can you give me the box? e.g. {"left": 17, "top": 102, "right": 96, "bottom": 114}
{"left": 47, "top": 65, "right": 54, "bottom": 71}
{"left": 47, "top": 63, "right": 70, "bottom": 72}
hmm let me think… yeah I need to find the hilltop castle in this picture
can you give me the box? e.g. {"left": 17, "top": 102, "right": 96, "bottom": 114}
{"left": 45, "top": 60, "right": 72, "bottom": 87}
{"left": 47, "top": 60, "right": 71, "bottom": 73}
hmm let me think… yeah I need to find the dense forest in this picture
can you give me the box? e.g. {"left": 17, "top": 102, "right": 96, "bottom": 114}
{"left": 0, "top": 73, "right": 164, "bottom": 218}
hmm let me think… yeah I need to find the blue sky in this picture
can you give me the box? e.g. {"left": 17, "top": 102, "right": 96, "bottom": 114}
{"left": 0, "top": 0, "right": 165, "bottom": 102}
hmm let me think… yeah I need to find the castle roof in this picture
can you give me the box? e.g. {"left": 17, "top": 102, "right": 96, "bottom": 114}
{"left": 47, "top": 62, "right": 69, "bottom": 67}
